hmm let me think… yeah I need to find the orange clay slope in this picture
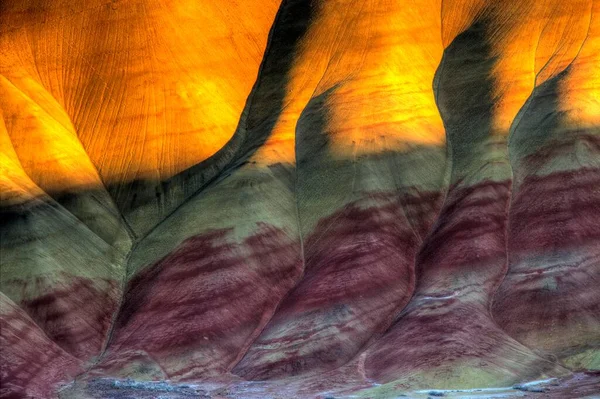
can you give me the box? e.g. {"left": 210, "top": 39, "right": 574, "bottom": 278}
{"left": 1, "top": 0, "right": 281, "bottom": 235}
{"left": 1, "top": 0, "right": 599, "bottom": 398}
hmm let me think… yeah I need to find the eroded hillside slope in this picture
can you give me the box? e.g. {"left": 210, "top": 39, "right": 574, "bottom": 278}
{"left": 1, "top": 0, "right": 598, "bottom": 398}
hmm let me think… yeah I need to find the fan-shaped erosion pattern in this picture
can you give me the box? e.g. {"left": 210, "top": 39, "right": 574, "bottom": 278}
{"left": 1, "top": 0, "right": 599, "bottom": 398}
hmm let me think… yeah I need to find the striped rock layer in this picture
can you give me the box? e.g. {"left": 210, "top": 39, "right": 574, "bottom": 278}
{"left": 1, "top": 0, "right": 599, "bottom": 397}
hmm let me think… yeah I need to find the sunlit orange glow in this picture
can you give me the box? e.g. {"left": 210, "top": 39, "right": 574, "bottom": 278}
{"left": 0, "top": 74, "right": 105, "bottom": 193}
{"left": 441, "top": 0, "right": 487, "bottom": 48}
{"left": 0, "top": 125, "right": 46, "bottom": 207}
{"left": 269, "top": 0, "right": 447, "bottom": 160}
{"left": 1, "top": 0, "right": 598, "bottom": 190}
{"left": 487, "top": 0, "right": 592, "bottom": 136}
{"left": 560, "top": 0, "right": 600, "bottom": 128}
{"left": 0, "top": 0, "right": 280, "bottom": 184}
{"left": 533, "top": 0, "right": 592, "bottom": 85}
{"left": 323, "top": 0, "right": 446, "bottom": 157}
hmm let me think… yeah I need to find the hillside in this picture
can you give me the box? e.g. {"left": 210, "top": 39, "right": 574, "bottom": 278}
{"left": 1, "top": 0, "right": 599, "bottom": 398}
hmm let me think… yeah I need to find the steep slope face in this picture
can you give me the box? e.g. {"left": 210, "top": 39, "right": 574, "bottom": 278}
{"left": 1, "top": 0, "right": 599, "bottom": 398}
{"left": 1, "top": 0, "right": 281, "bottom": 395}
{"left": 362, "top": 20, "right": 544, "bottom": 388}
{"left": 91, "top": 0, "right": 310, "bottom": 379}
{"left": 492, "top": 0, "right": 600, "bottom": 370}
{"left": 0, "top": 0, "right": 281, "bottom": 235}
{"left": 361, "top": 1, "right": 597, "bottom": 389}
{"left": 233, "top": 0, "right": 449, "bottom": 379}
{"left": 0, "top": 122, "right": 128, "bottom": 363}
{"left": 0, "top": 293, "right": 83, "bottom": 399}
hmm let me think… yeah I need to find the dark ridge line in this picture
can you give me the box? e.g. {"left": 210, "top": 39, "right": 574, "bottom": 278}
{"left": 437, "top": 13, "right": 544, "bottom": 372}
{"left": 410, "top": 15, "right": 497, "bottom": 289}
